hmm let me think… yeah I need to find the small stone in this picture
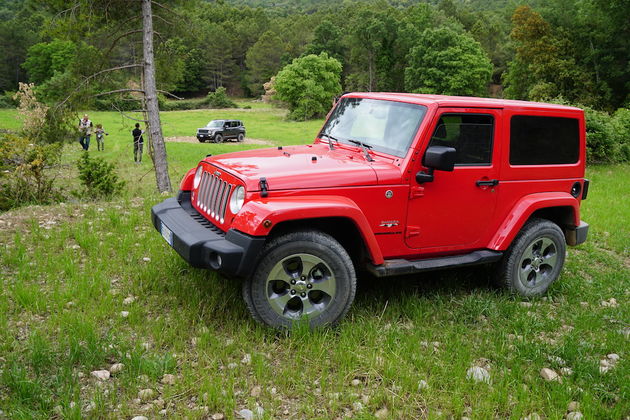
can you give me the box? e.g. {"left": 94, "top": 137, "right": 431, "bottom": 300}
{"left": 159, "top": 410, "right": 167, "bottom": 416}
{"left": 418, "top": 380, "right": 429, "bottom": 390}
{"left": 607, "top": 353, "right": 620, "bottom": 362}
{"left": 131, "top": 417, "right": 148, "bottom": 420}
{"left": 109, "top": 363, "right": 125, "bottom": 374}
{"left": 212, "top": 414, "right": 225, "bottom": 420}
{"left": 351, "top": 379, "right": 361, "bottom": 386}
{"left": 241, "top": 353, "right": 252, "bottom": 365}
{"left": 560, "top": 367, "right": 574, "bottom": 376}
{"left": 600, "top": 359, "right": 609, "bottom": 367}
{"left": 91, "top": 370, "right": 110, "bottom": 380}
{"left": 161, "top": 374, "right": 175, "bottom": 385}
{"left": 523, "top": 413, "right": 541, "bottom": 420}
{"left": 375, "top": 407, "right": 389, "bottom": 419}
{"left": 120, "top": 311, "right": 129, "bottom": 318}
{"left": 599, "top": 365, "right": 610, "bottom": 374}
{"left": 66, "top": 301, "right": 75, "bottom": 308}
{"left": 251, "top": 385, "right": 261, "bottom": 397}
{"left": 540, "top": 368, "right": 559, "bottom": 381}
{"left": 580, "top": 301, "right": 588, "bottom": 307}
{"left": 466, "top": 366, "right": 490, "bottom": 383}
{"left": 227, "top": 362, "right": 237, "bottom": 369}
{"left": 270, "top": 387, "right": 277, "bottom": 395}
{"left": 461, "top": 417, "right": 471, "bottom": 420}
{"left": 520, "top": 302, "right": 533, "bottom": 307}
{"left": 123, "top": 296, "right": 136, "bottom": 305}
{"left": 567, "top": 401, "right": 580, "bottom": 412}
{"left": 142, "top": 257, "right": 151, "bottom": 262}
{"left": 69, "top": 402, "right": 76, "bottom": 409}
{"left": 566, "top": 412, "right": 583, "bottom": 420}
{"left": 353, "top": 402, "right": 364, "bottom": 411}
{"left": 138, "top": 389, "right": 155, "bottom": 401}
{"left": 237, "top": 409, "right": 254, "bottom": 420}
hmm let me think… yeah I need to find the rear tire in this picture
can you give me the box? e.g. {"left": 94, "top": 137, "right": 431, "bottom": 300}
{"left": 243, "top": 231, "right": 356, "bottom": 329}
{"left": 495, "top": 218, "right": 566, "bottom": 296}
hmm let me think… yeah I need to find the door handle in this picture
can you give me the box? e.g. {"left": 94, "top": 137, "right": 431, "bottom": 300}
{"left": 476, "top": 179, "right": 499, "bottom": 187}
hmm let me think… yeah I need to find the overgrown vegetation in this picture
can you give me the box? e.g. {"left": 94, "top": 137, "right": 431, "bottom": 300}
{"left": 75, "top": 152, "right": 125, "bottom": 199}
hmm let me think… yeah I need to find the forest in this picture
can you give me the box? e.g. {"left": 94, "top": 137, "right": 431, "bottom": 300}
{"left": 0, "top": 0, "right": 629, "bottom": 162}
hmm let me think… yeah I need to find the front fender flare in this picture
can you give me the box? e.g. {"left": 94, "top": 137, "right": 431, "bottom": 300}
{"left": 488, "top": 192, "right": 580, "bottom": 250}
{"left": 231, "top": 196, "right": 384, "bottom": 265}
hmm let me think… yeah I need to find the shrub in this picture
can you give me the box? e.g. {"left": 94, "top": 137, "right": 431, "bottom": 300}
{"left": 202, "top": 87, "right": 237, "bottom": 109}
{"left": 583, "top": 107, "right": 623, "bottom": 163}
{"left": 76, "top": 152, "right": 125, "bottom": 199}
{"left": 612, "top": 108, "right": 630, "bottom": 162}
{"left": 0, "top": 134, "right": 63, "bottom": 210}
{"left": 0, "top": 92, "right": 16, "bottom": 108}
{"left": 160, "top": 98, "right": 204, "bottom": 111}
{"left": 274, "top": 53, "right": 342, "bottom": 120}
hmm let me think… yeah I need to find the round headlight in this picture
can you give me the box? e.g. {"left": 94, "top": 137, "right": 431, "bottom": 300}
{"left": 193, "top": 166, "right": 203, "bottom": 189}
{"left": 229, "top": 186, "right": 245, "bottom": 214}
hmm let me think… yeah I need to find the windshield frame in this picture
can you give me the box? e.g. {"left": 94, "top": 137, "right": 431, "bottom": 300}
{"left": 319, "top": 97, "right": 427, "bottom": 158}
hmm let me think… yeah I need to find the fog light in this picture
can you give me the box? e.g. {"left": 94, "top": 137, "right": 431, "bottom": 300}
{"left": 209, "top": 252, "right": 222, "bottom": 270}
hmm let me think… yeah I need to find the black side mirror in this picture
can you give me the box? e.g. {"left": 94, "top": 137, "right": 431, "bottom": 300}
{"left": 416, "top": 146, "right": 457, "bottom": 184}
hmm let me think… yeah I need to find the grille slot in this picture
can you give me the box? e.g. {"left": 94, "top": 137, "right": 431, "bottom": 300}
{"left": 195, "top": 170, "right": 233, "bottom": 224}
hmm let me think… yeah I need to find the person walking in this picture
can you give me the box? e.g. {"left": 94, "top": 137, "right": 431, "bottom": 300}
{"left": 78, "top": 114, "right": 93, "bottom": 150}
{"left": 95, "top": 124, "right": 108, "bottom": 151}
{"left": 132, "top": 123, "right": 144, "bottom": 163}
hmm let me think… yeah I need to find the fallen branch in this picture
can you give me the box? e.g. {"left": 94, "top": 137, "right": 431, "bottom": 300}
{"left": 157, "top": 90, "right": 184, "bottom": 100}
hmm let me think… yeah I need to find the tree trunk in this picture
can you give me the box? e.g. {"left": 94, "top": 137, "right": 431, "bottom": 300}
{"left": 142, "top": 0, "right": 172, "bottom": 193}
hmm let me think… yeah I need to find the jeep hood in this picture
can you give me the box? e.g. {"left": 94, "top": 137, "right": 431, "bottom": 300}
{"left": 204, "top": 143, "right": 383, "bottom": 191}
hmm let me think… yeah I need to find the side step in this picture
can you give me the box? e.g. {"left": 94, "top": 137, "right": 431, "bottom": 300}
{"left": 367, "top": 250, "right": 503, "bottom": 278}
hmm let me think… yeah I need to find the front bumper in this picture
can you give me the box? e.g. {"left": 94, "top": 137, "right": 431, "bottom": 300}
{"left": 151, "top": 192, "right": 266, "bottom": 278}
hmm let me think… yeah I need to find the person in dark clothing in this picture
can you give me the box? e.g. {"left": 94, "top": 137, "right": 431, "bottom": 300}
{"left": 132, "top": 123, "right": 144, "bottom": 163}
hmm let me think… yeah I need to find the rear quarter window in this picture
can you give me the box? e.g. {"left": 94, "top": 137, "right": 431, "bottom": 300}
{"left": 510, "top": 116, "right": 579, "bottom": 165}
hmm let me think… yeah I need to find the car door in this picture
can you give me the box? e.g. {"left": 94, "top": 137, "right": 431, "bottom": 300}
{"left": 405, "top": 108, "right": 502, "bottom": 252}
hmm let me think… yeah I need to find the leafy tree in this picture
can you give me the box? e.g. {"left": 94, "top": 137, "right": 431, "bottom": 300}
{"left": 246, "top": 30, "right": 285, "bottom": 96}
{"left": 404, "top": 27, "right": 492, "bottom": 96}
{"left": 304, "top": 20, "right": 345, "bottom": 62}
{"left": 274, "top": 53, "right": 342, "bottom": 120}
{"left": 23, "top": 39, "right": 77, "bottom": 85}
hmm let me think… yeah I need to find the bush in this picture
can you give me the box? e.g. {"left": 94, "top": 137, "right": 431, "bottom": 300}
{"left": 583, "top": 107, "right": 630, "bottom": 163}
{"left": 0, "top": 92, "right": 16, "bottom": 108}
{"left": 201, "top": 87, "right": 237, "bottom": 109}
{"left": 160, "top": 98, "right": 204, "bottom": 111}
{"left": 76, "top": 152, "right": 125, "bottom": 199}
{"left": 274, "top": 53, "right": 342, "bottom": 120}
{"left": 0, "top": 134, "right": 63, "bottom": 210}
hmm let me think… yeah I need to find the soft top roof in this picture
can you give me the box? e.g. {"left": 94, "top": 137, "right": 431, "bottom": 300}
{"left": 343, "top": 92, "right": 583, "bottom": 113}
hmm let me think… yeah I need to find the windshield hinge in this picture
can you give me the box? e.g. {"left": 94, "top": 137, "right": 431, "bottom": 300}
{"left": 259, "top": 177, "right": 269, "bottom": 198}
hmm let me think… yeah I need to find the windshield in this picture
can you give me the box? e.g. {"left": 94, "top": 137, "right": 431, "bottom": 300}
{"left": 320, "top": 98, "right": 427, "bottom": 157}
{"left": 207, "top": 120, "right": 224, "bottom": 128}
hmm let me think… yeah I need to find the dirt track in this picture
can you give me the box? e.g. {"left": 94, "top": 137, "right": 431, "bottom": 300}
{"left": 165, "top": 136, "right": 272, "bottom": 145}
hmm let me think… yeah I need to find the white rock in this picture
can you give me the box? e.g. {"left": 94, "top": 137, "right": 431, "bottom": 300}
{"left": 91, "top": 370, "right": 110, "bottom": 380}
{"left": 120, "top": 311, "right": 129, "bottom": 318}
{"left": 566, "top": 412, "right": 583, "bottom": 420}
{"left": 109, "top": 363, "right": 125, "bottom": 374}
{"left": 353, "top": 402, "right": 364, "bottom": 411}
{"left": 159, "top": 410, "right": 167, "bottom": 416}
{"left": 375, "top": 407, "right": 389, "bottom": 419}
{"left": 560, "top": 367, "right": 574, "bottom": 376}
{"left": 237, "top": 409, "right": 254, "bottom": 420}
{"left": 466, "top": 366, "right": 490, "bottom": 383}
{"left": 241, "top": 354, "right": 252, "bottom": 365}
{"left": 607, "top": 353, "right": 620, "bottom": 362}
{"left": 418, "top": 380, "right": 429, "bottom": 390}
{"left": 270, "top": 387, "right": 277, "bottom": 395}
{"left": 212, "top": 414, "right": 225, "bottom": 420}
{"left": 351, "top": 379, "right": 361, "bottom": 386}
{"left": 131, "top": 417, "right": 148, "bottom": 420}
{"left": 227, "top": 362, "right": 237, "bottom": 369}
{"left": 522, "top": 413, "right": 541, "bottom": 420}
{"left": 161, "top": 374, "right": 175, "bottom": 385}
{"left": 567, "top": 401, "right": 580, "bottom": 412}
{"left": 138, "top": 389, "right": 155, "bottom": 401}
{"left": 600, "top": 359, "right": 609, "bottom": 367}
{"left": 123, "top": 296, "right": 136, "bottom": 305}
{"left": 599, "top": 365, "right": 610, "bottom": 374}
{"left": 520, "top": 302, "right": 533, "bottom": 307}
{"left": 142, "top": 257, "right": 151, "bottom": 262}
{"left": 540, "top": 368, "right": 559, "bottom": 381}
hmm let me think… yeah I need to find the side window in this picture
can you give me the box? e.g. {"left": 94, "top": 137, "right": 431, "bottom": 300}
{"left": 510, "top": 116, "right": 579, "bottom": 165}
{"left": 428, "top": 114, "right": 494, "bottom": 165}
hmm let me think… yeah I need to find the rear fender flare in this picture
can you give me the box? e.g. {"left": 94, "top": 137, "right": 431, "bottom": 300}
{"left": 489, "top": 192, "right": 580, "bottom": 250}
{"left": 231, "top": 196, "right": 384, "bottom": 265}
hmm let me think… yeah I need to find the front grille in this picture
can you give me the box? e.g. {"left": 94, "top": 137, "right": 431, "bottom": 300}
{"left": 196, "top": 170, "right": 233, "bottom": 224}
{"left": 198, "top": 129, "right": 208, "bottom": 134}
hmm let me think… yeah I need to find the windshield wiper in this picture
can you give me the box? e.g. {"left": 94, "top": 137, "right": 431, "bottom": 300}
{"left": 320, "top": 132, "right": 339, "bottom": 150}
{"left": 348, "top": 139, "right": 374, "bottom": 162}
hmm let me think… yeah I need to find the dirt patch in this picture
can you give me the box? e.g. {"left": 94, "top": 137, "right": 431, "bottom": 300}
{"left": 166, "top": 136, "right": 272, "bottom": 145}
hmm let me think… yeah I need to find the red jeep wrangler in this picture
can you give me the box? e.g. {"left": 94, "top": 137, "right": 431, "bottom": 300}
{"left": 152, "top": 93, "right": 589, "bottom": 328}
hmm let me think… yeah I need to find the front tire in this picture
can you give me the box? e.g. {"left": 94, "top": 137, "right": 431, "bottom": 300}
{"left": 243, "top": 231, "right": 356, "bottom": 329}
{"left": 213, "top": 134, "right": 223, "bottom": 143}
{"left": 495, "top": 218, "right": 566, "bottom": 296}
{"left": 237, "top": 133, "right": 244, "bottom": 142}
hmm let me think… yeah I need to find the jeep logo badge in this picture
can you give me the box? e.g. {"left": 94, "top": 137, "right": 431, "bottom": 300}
{"left": 385, "top": 190, "right": 393, "bottom": 199}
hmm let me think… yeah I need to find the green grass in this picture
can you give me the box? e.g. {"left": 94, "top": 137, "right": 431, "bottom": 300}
{"left": 0, "top": 106, "right": 628, "bottom": 419}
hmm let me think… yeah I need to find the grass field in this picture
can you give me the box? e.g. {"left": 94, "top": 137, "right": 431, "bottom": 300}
{"left": 0, "top": 104, "right": 628, "bottom": 419}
